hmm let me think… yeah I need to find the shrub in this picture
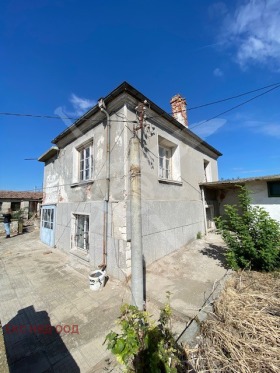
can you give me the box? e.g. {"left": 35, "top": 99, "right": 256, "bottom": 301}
{"left": 196, "top": 231, "right": 202, "bottom": 239}
{"left": 105, "top": 295, "right": 186, "bottom": 372}
{"left": 12, "top": 208, "right": 27, "bottom": 220}
{"left": 215, "top": 186, "right": 280, "bottom": 271}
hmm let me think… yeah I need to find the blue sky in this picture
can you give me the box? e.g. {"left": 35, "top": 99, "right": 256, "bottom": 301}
{"left": 0, "top": 0, "right": 279, "bottom": 190}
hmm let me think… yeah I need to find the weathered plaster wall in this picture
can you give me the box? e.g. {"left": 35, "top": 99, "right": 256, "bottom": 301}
{"left": 214, "top": 181, "right": 280, "bottom": 223}
{"left": 0, "top": 202, "right": 11, "bottom": 211}
{"left": 42, "top": 105, "right": 129, "bottom": 279}
{"left": 216, "top": 188, "right": 240, "bottom": 217}
{"left": 0, "top": 201, "right": 30, "bottom": 213}
{"left": 41, "top": 96, "right": 221, "bottom": 279}
{"left": 125, "top": 106, "right": 219, "bottom": 265}
{"left": 248, "top": 181, "right": 280, "bottom": 223}
{"left": 43, "top": 110, "right": 125, "bottom": 205}
{"left": 0, "top": 220, "right": 18, "bottom": 235}
{"left": 54, "top": 201, "right": 129, "bottom": 280}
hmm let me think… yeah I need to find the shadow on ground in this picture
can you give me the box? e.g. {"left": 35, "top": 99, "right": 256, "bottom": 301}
{"left": 199, "top": 243, "right": 229, "bottom": 269}
{"left": 3, "top": 305, "right": 80, "bottom": 373}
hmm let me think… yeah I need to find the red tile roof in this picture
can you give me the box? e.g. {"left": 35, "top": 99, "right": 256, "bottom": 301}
{"left": 0, "top": 191, "right": 43, "bottom": 200}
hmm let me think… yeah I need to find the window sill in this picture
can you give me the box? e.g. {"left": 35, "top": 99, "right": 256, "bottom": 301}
{"left": 70, "top": 180, "right": 94, "bottom": 188}
{"left": 70, "top": 248, "right": 90, "bottom": 262}
{"left": 158, "top": 178, "right": 183, "bottom": 186}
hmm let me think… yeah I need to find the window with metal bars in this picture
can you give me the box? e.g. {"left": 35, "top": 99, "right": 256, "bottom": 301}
{"left": 75, "top": 214, "right": 89, "bottom": 252}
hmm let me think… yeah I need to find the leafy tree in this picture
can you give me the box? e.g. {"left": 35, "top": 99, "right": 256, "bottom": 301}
{"left": 215, "top": 186, "right": 280, "bottom": 271}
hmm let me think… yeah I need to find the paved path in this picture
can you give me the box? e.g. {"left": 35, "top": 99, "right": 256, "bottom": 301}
{"left": 0, "top": 231, "right": 129, "bottom": 372}
{"left": 0, "top": 230, "right": 229, "bottom": 372}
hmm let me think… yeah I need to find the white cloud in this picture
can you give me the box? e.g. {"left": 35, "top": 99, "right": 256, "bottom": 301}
{"left": 245, "top": 120, "right": 280, "bottom": 137}
{"left": 69, "top": 94, "right": 96, "bottom": 116}
{"left": 208, "top": 2, "right": 228, "bottom": 19}
{"left": 213, "top": 67, "right": 224, "bottom": 77}
{"left": 222, "top": 0, "right": 280, "bottom": 69}
{"left": 191, "top": 118, "right": 227, "bottom": 138}
{"left": 54, "top": 93, "right": 96, "bottom": 129}
{"left": 239, "top": 169, "right": 267, "bottom": 174}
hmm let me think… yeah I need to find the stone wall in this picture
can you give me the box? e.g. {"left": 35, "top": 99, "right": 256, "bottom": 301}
{"left": 0, "top": 220, "right": 19, "bottom": 236}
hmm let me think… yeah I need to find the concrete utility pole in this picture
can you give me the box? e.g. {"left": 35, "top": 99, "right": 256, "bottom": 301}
{"left": 130, "top": 103, "right": 145, "bottom": 310}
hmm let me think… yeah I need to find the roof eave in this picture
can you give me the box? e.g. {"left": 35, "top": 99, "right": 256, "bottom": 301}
{"left": 38, "top": 146, "right": 59, "bottom": 162}
{"left": 51, "top": 81, "right": 222, "bottom": 157}
{"left": 200, "top": 174, "right": 280, "bottom": 189}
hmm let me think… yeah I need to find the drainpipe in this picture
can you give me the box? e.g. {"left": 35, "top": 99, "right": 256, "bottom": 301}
{"left": 201, "top": 186, "right": 208, "bottom": 236}
{"left": 98, "top": 99, "right": 110, "bottom": 269}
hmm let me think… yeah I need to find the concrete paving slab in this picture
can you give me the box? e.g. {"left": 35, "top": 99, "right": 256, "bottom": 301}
{"left": 146, "top": 233, "right": 230, "bottom": 320}
{"left": 0, "top": 230, "right": 230, "bottom": 372}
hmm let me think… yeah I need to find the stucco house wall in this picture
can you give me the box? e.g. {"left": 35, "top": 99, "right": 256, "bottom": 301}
{"left": 40, "top": 83, "right": 221, "bottom": 279}
{"left": 203, "top": 177, "right": 280, "bottom": 225}
{"left": 42, "top": 106, "right": 129, "bottom": 280}
{"left": 129, "top": 105, "right": 219, "bottom": 265}
{"left": 248, "top": 181, "right": 280, "bottom": 222}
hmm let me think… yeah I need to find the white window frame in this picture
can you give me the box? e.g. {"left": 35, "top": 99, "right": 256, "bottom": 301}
{"left": 158, "top": 136, "right": 181, "bottom": 182}
{"left": 74, "top": 214, "right": 89, "bottom": 252}
{"left": 203, "top": 159, "right": 212, "bottom": 182}
{"left": 159, "top": 145, "right": 172, "bottom": 179}
{"left": 72, "top": 139, "right": 94, "bottom": 184}
{"left": 79, "top": 145, "right": 92, "bottom": 181}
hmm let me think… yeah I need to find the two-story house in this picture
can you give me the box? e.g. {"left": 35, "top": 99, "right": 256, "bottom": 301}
{"left": 38, "top": 82, "right": 221, "bottom": 280}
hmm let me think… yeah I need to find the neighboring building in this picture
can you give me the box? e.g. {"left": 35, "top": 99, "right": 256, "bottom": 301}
{"left": 38, "top": 82, "right": 221, "bottom": 280}
{"left": 0, "top": 191, "right": 43, "bottom": 217}
{"left": 201, "top": 174, "right": 280, "bottom": 229}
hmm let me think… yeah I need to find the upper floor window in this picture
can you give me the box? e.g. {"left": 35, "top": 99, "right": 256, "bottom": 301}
{"left": 203, "top": 160, "right": 212, "bottom": 182}
{"left": 79, "top": 145, "right": 92, "bottom": 181}
{"left": 72, "top": 139, "right": 94, "bottom": 184}
{"left": 267, "top": 181, "right": 280, "bottom": 197}
{"left": 159, "top": 146, "right": 172, "bottom": 179}
{"left": 158, "top": 136, "right": 181, "bottom": 182}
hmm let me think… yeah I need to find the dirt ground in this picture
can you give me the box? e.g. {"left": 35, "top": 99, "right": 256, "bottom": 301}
{"left": 0, "top": 322, "right": 9, "bottom": 373}
{"left": 186, "top": 270, "right": 280, "bottom": 373}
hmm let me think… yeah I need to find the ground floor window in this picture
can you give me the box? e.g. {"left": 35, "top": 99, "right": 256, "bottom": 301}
{"left": 267, "top": 181, "right": 280, "bottom": 197}
{"left": 42, "top": 207, "right": 54, "bottom": 229}
{"left": 74, "top": 214, "right": 89, "bottom": 252}
{"left": 11, "top": 201, "right": 21, "bottom": 211}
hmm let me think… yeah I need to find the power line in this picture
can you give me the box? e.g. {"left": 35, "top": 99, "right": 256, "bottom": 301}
{"left": 189, "top": 84, "right": 280, "bottom": 130}
{"left": 0, "top": 111, "right": 136, "bottom": 123}
{"left": 144, "top": 81, "right": 280, "bottom": 121}
{"left": 1, "top": 82, "right": 280, "bottom": 122}
{"left": 187, "top": 81, "right": 280, "bottom": 111}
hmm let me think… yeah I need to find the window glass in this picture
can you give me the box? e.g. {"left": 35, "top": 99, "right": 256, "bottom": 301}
{"left": 159, "top": 145, "right": 172, "bottom": 179}
{"left": 75, "top": 214, "right": 89, "bottom": 251}
{"left": 268, "top": 181, "right": 280, "bottom": 197}
{"left": 42, "top": 207, "right": 54, "bottom": 230}
{"left": 79, "top": 145, "right": 92, "bottom": 181}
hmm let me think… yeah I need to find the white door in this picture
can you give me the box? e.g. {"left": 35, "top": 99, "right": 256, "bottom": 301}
{"left": 40, "top": 205, "right": 56, "bottom": 247}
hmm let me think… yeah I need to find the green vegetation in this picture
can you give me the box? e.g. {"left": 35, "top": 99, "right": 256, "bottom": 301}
{"left": 12, "top": 208, "right": 27, "bottom": 221}
{"left": 105, "top": 295, "right": 186, "bottom": 372}
{"left": 196, "top": 231, "right": 202, "bottom": 239}
{"left": 215, "top": 186, "right": 280, "bottom": 271}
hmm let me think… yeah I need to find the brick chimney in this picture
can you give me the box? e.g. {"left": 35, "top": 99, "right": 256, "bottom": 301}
{"left": 170, "top": 94, "right": 188, "bottom": 127}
